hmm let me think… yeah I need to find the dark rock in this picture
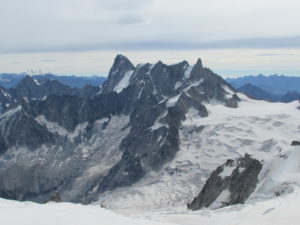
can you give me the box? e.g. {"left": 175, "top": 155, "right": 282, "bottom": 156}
{"left": 0, "top": 54, "right": 240, "bottom": 203}
{"left": 9, "top": 76, "right": 100, "bottom": 101}
{"left": 291, "top": 140, "right": 300, "bottom": 146}
{"left": 101, "top": 54, "right": 135, "bottom": 93}
{"left": 281, "top": 91, "right": 300, "bottom": 103}
{"left": 188, "top": 154, "right": 262, "bottom": 210}
{"left": 0, "top": 73, "right": 105, "bottom": 89}
{"left": 237, "top": 83, "right": 279, "bottom": 102}
{"left": 48, "top": 192, "right": 62, "bottom": 202}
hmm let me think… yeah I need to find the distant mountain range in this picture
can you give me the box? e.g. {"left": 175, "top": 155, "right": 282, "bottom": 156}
{"left": 2, "top": 73, "right": 300, "bottom": 103}
{"left": 0, "top": 73, "right": 106, "bottom": 88}
{"left": 0, "top": 75, "right": 101, "bottom": 113}
{"left": 226, "top": 75, "right": 300, "bottom": 102}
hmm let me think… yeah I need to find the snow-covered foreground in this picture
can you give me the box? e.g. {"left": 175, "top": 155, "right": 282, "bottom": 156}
{"left": 1, "top": 189, "right": 300, "bottom": 225}
{"left": 0, "top": 198, "right": 174, "bottom": 225}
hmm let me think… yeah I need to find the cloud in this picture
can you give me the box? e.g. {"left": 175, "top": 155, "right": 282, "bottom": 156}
{"left": 2, "top": 36, "right": 300, "bottom": 54}
{"left": 257, "top": 53, "right": 296, "bottom": 56}
{"left": 11, "top": 61, "right": 21, "bottom": 65}
{"left": 98, "top": 0, "right": 157, "bottom": 11}
{"left": 116, "top": 14, "right": 150, "bottom": 25}
{"left": 40, "top": 59, "right": 57, "bottom": 62}
{"left": 0, "top": 0, "right": 300, "bottom": 55}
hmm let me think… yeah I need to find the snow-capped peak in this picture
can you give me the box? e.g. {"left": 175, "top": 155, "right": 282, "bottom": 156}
{"left": 20, "top": 69, "right": 51, "bottom": 76}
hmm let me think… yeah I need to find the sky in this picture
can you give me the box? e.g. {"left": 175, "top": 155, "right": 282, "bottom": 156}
{"left": 0, "top": 0, "right": 299, "bottom": 77}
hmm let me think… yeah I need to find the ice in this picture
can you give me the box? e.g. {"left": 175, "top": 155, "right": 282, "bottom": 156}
{"left": 140, "top": 188, "right": 300, "bottom": 225}
{"left": 209, "top": 189, "right": 231, "bottom": 209}
{"left": 33, "top": 79, "right": 42, "bottom": 86}
{"left": 222, "top": 85, "right": 235, "bottom": 94}
{"left": 0, "top": 105, "right": 21, "bottom": 124}
{"left": 166, "top": 94, "right": 181, "bottom": 108}
{"left": 2, "top": 187, "right": 300, "bottom": 225}
{"left": 219, "top": 165, "right": 235, "bottom": 179}
{"left": 0, "top": 198, "right": 175, "bottom": 225}
{"left": 249, "top": 146, "right": 300, "bottom": 201}
{"left": 114, "top": 70, "right": 134, "bottom": 93}
{"left": 184, "top": 65, "right": 193, "bottom": 79}
{"left": 1, "top": 89, "right": 11, "bottom": 98}
{"left": 35, "top": 115, "right": 88, "bottom": 139}
{"left": 174, "top": 81, "right": 182, "bottom": 90}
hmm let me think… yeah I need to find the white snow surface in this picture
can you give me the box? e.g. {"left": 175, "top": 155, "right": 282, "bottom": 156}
{"left": 2, "top": 188, "right": 300, "bottom": 225}
{"left": 114, "top": 70, "right": 134, "bottom": 93}
{"left": 97, "top": 96, "right": 300, "bottom": 211}
{"left": 166, "top": 94, "right": 181, "bottom": 107}
{"left": 250, "top": 145, "right": 300, "bottom": 201}
{"left": 184, "top": 65, "right": 193, "bottom": 79}
{"left": 33, "top": 79, "right": 42, "bottom": 86}
{"left": 35, "top": 115, "right": 88, "bottom": 140}
{"left": 1, "top": 89, "right": 11, "bottom": 98}
{"left": 0, "top": 105, "right": 21, "bottom": 124}
{"left": 0, "top": 199, "right": 174, "bottom": 225}
{"left": 219, "top": 164, "right": 235, "bottom": 179}
{"left": 135, "top": 187, "right": 300, "bottom": 225}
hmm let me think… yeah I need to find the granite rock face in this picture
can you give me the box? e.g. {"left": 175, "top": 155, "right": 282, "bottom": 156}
{"left": 188, "top": 154, "right": 262, "bottom": 210}
{"left": 0, "top": 86, "right": 13, "bottom": 113}
{"left": 10, "top": 75, "right": 100, "bottom": 100}
{"left": 0, "top": 76, "right": 101, "bottom": 114}
{"left": 0, "top": 55, "right": 239, "bottom": 203}
{"left": 291, "top": 140, "right": 300, "bottom": 146}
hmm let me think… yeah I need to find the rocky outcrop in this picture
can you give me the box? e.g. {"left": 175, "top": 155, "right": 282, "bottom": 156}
{"left": 188, "top": 154, "right": 262, "bottom": 210}
{"left": 291, "top": 140, "right": 300, "bottom": 146}
{"left": 101, "top": 54, "right": 135, "bottom": 94}
{"left": 9, "top": 75, "right": 100, "bottom": 101}
{"left": 280, "top": 91, "right": 299, "bottom": 103}
{"left": 0, "top": 73, "right": 105, "bottom": 89}
{"left": 0, "top": 86, "right": 13, "bottom": 113}
{"left": 0, "top": 76, "right": 101, "bottom": 114}
{"left": 0, "top": 54, "right": 239, "bottom": 203}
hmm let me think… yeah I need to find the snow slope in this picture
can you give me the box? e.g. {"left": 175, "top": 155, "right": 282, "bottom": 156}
{"left": 140, "top": 188, "right": 300, "bottom": 225}
{"left": 0, "top": 198, "right": 175, "bottom": 225}
{"left": 96, "top": 94, "right": 300, "bottom": 210}
{"left": 2, "top": 188, "right": 300, "bottom": 225}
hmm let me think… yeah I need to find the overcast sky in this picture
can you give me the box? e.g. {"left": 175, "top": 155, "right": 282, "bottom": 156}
{"left": 0, "top": 0, "right": 299, "bottom": 77}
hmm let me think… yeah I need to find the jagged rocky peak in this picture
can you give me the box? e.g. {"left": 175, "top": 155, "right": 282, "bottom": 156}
{"left": 194, "top": 58, "right": 203, "bottom": 70}
{"left": 188, "top": 154, "right": 262, "bottom": 211}
{"left": 101, "top": 54, "right": 239, "bottom": 108}
{"left": 0, "top": 54, "right": 240, "bottom": 204}
{"left": 17, "top": 75, "right": 39, "bottom": 87}
{"left": 101, "top": 54, "right": 136, "bottom": 93}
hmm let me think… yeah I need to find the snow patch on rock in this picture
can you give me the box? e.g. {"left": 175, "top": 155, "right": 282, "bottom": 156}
{"left": 113, "top": 70, "right": 134, "bottom": 93}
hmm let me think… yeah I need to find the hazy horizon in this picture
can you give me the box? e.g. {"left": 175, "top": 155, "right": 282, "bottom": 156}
{"left": 0, "top": 0, "right": 299, "bottom": 77}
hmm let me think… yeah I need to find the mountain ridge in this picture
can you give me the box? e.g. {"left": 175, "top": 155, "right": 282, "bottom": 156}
{"left": 0, "top": 75, "right": 101, "bottom": 113}
{"left": 0, "top": 73, "right": 106, "bottom": 88}
{"left": 0, "top": 54, "right": 239, "bottom": 204}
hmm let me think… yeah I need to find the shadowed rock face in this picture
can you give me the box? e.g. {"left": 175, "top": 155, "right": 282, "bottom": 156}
{"left": 0, "top": 75, "right": 101, "bottom": 114}
{"left": 188, "top": 154, "right": 262, "bottom": 211}
{"left": 10, "top": 75, "right": 101, "bottom": 101}
{"left": 0, "top": 54, "right": 239, "bottom": 203}
{"left": 101, "top": 54, "right": 135, "bottom": 94}
{"left": 291, "top": 141, "right": 300, "bottom": 146}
